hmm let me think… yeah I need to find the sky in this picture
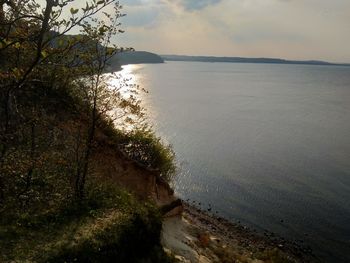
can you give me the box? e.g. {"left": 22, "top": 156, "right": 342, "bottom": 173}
{"left": 114, "top": 0, "right": 350, "bottom": 63}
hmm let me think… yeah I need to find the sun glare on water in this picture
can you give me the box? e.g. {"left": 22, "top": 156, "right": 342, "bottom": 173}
{"left": 105, "top": 64, "right": 148, "bottom": 131}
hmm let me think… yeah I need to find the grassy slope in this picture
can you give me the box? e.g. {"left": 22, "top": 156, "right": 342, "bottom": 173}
{"left": 0, "top": 82, "right": 175, "bottom": 262}
{"left": 0, "top": 183, "right": 174, "bottom": 263}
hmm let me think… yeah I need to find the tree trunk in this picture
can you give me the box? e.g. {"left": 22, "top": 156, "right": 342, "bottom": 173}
{"left": 77, "top": 94, "right": 97, "bottom": 199}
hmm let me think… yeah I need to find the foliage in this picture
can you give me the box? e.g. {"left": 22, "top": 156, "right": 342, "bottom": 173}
{"left": 0, "top": 0, "right": 150, "bottom": 202}
{"left": 0, "top": 182, "right": 174, "bottom": 263}
{"left": 0, "top": 1, "right": 176, "bottom": 262}
{"left": 119, "top": 126, "right": 176, "bottom": 181}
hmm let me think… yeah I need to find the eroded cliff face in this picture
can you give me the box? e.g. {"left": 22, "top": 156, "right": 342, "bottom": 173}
{"left": 92, "top": 142, "right": 179, "bottom": 208}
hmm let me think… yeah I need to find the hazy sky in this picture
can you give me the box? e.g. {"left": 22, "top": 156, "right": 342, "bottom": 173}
{"left": 115, "top": 0, "right": 350, "bottom": 62}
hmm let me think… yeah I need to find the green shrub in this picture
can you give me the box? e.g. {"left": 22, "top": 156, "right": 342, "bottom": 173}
{"left": 119, "top": 127, "right": 176, "bottom": 181}
{"left": 1, "top": 182, "right": 174, "bottom": 263}
{"left": 44, "top": 184, "right": 173, "bottom": 263}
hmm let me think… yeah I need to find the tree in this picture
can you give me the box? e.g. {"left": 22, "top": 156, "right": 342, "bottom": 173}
{"left": 0, "top": 0, "right": 141, "bottom": 204}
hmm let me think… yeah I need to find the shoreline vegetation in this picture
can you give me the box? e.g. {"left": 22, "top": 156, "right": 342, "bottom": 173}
{"left": 161, "top": 54, "right": 350, "bottom": 67}
{"left": 112, "top": 51, "right": 164, "bottom": 66}
{"left": 1, "top": 1, "right": 320, "bottom": 262}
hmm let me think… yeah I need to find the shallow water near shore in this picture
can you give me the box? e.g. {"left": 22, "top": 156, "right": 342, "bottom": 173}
{"left": 120, "top": 61, "right": 350, "bottom": 262}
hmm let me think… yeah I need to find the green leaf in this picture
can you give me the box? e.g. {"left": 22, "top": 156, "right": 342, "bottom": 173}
{"left": 12, "top": 67, "right": 21, "bottom": 78}
{"left": 70, "top": 8, "right": 79, "bottom": 14}
{"left": 41, "top": 50, "right": 48, "bottom": 58}
{"left": 58, "top": 39, "right": 64, "bottom": 46}
{"left": 97, "top": 0, "right": 105, "bottom": 4}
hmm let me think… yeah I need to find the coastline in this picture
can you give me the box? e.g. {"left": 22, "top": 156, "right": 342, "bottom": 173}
{"left": 162, "top": 202, "right": 319, "bottom": 263}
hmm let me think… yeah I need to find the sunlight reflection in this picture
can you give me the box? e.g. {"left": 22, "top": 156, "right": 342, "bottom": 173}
{"left": 108, "top": 64, "right": 141, "bottom": 96}
{"left": 105, "top": 64, "right": 147, "bottom": 131}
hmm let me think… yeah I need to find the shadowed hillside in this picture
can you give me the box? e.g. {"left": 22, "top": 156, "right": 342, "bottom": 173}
{"left": 107, "top": 51, "right": 164, "bottom": 70}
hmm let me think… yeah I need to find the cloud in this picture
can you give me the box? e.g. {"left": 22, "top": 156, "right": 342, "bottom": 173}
{"left": 115, "top": 0, "right": 350, "bottom": 62}
{"left": 122, "top": 5, "right": 160, "bottom": 27}
{"left": 179, "top": 0, "right": 222, "bottom": 11}
{"left": 122, "top": 0, "right": 144, "bottom": 5}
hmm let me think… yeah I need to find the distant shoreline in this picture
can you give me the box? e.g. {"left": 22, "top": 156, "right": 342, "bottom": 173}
{"left": 161, "top": 54, "right": 350, "bottom": 67}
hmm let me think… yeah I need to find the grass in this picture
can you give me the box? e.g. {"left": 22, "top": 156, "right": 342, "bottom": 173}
{"left": 0, "top": 183, "right": 175, "bottom": 263}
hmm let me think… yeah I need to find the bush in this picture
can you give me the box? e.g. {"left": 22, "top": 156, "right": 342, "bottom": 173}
{"left": 119, "top": 127, "right": 176, "bottom": 181}
{"left": 44, "top": 184, "right": 173, "bottom": 263}
{"left": 0, "top": 182, "right": 174, "bottom": 263}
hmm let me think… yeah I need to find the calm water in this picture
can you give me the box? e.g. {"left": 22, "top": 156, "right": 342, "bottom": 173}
{"left": 121, "top": 61, "right": 350, "bottom": 262}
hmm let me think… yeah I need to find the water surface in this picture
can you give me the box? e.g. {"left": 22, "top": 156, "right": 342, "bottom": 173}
{"left": 121, "top": 61, "right": 350, "bottom": 262}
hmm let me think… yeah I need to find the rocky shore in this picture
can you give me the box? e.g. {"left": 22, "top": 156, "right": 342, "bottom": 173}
{"left": 161, "top": 202, "right": 320, "bottom": 263}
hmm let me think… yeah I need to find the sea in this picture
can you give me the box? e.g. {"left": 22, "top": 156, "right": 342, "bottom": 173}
{"left": 119, "top": 61, "right": 350, "bottom": 262}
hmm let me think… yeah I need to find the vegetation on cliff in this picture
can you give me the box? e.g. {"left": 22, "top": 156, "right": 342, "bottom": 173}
{"left": 109, "top": 51, "right": 164, "bottom": 67}
{"left": 0, "top": 0, "right": 175, "bottom": 262}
